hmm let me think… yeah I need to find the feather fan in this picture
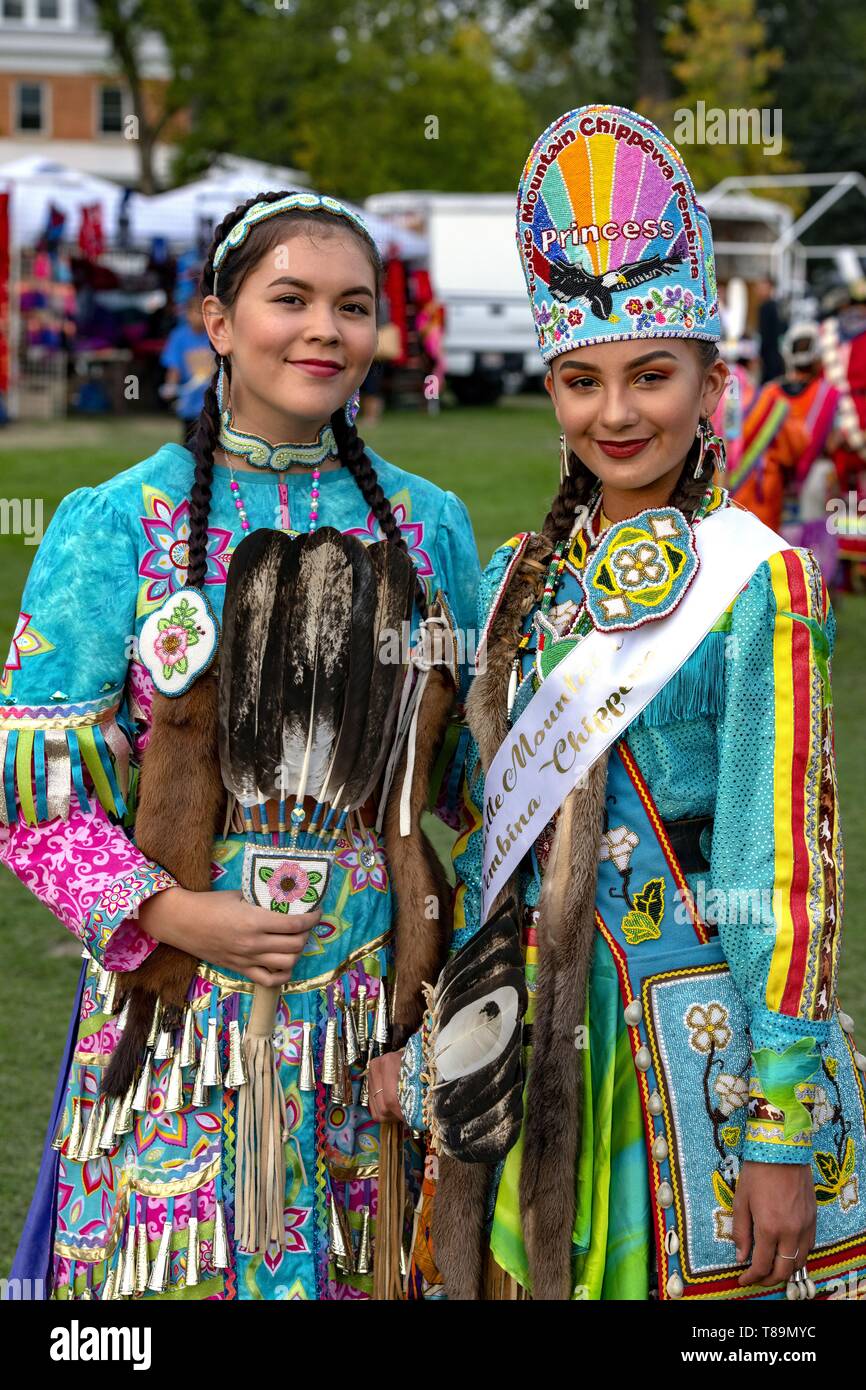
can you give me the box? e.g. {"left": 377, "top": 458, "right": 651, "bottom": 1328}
{"left": 217, "top": 529, "right": 286, "bottom": 807}
{"left": 339, "top": 540, "right": 416, "bottom": 811}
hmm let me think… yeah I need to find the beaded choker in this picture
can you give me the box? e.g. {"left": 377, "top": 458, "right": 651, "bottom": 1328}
{"left": 218, "top": 407, "right": 338, "bottom": 472}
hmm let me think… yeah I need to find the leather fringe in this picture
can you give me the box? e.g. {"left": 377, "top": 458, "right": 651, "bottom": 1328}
{"left": 372, "top": 1120, "right": 406, "bottom": 1300}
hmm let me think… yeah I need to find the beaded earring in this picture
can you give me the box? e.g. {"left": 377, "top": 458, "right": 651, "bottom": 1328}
{"left": 216, "top": 355, "right": 228, "bottom": 415}
{"left": 559, "top": 433, "right": 570, "bottom": 484}
{"left": 693, "top": 416, "right": 726, "bottom": 480}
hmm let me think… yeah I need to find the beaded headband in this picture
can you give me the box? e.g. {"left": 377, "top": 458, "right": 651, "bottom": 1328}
{"left": 516, "top": 104, "right": 722, "bottom": 361}
{"left": 211, "top": 192, "right": 375, "bottom": 296}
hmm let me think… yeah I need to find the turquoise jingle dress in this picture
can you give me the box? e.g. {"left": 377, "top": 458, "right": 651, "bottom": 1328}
{"left": 400, "top": 486, "right": 866, "bottom": 1301}
{"left": 0, "top": 441, "right": 480, "bottom": 1301}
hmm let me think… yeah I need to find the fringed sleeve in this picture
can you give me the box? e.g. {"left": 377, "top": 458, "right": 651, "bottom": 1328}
{"left": 0, "top": 485, "right": 177, "bottom": 970}
{"left": 711, "top": 547, "right": 842, "bottom": 1163}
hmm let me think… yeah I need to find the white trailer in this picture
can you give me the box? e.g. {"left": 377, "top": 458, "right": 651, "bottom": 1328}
{"left": 365, "top": 191, "right": 543, "bottom": 404}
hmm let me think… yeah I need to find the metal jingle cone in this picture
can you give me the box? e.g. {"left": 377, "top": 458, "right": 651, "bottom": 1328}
{"left": 99, "top": 1095, "right": 122, "bottom": 1152}
{"left": 328, "top": 1194, "right": 354, "bottom": 1272}
{"left": 78, "top": 1094, "right": 105, "bottom": 1162}
{"left": 131, "top": 1050, "right": 153, "bottom": 1112}
{"left": 355, "top": 985, "right": 369, "bottom": 1058}
{"left": 356, "top": 1206, "right": 372, "bottom": 1275}
{"left": 145, "top": 1000, "right": 163, "bottom": 1050}
{"left": 185, "top": 1216, "right": 200, "bottom": 1287}
{"left": 102, "top": 971, "right": 119, "bottom": 1016}
{"left": 116, "top": 995, "right": 131, "bottom": 1034}
{"left": 101, "top": 1257, "right": 119, "bottom": 1302}
{"left": 331, "top": 1036, "right": 353, "bottom": 1106}
{"left": 119, "top": 1219, "right": 137, "bottom": 1296}
{"left": 373, "top": 980, "right": 390, "bottom": 1046}
{"left": 50, "top": 1108, "right": 66, "bottom": 1152}
{"left": 66, "top": 1097, "right": 83, "bottom": 1160}
{"left": 343, "top": 997, "right": 360, "bottom": 1065}
{"left": 358, "top": 1065, "right": 370, "bottom": 1110}
{"left": 322, "top": 1014, "right": 339, "bottom": 1086}
{"left": 154, "top": 1028, "right": 174, "bottom": 1062}
{"left": 192, "top": 1049, "right": 208, "bottom": 1108}
{"left": 134, "top": 1220, "right": 150, "bottom": 1294}
{"left": 116, "top": 1075, "right": 136, "bottom": 1136}
{"left": 96, "top": 966, "right": 112, "bottom": 1001}
{"left": 212, "top": 1199, "right": 230, "bottom": 1270}
{"left": 179, "top": 1005, "right": 197, "bottom": 1067}
{"left": 202, "top": 1016, "right": 223, "bottom": 1087}
{"left": 225, "top": 1018, "right": 248, "bottom": 1088}
{"left": 165, "top": 1047, "right": 185, "bottom": 1113}
{"left": 147, "top": 1219, "right": 172, "bottom": 1293}
{"left": 299, "top": 1020, "right": 316, "bottom": 1092}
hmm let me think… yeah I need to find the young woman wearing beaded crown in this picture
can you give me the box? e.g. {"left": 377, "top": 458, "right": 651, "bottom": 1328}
{"left": 371, "top": 107, "right": 866, "bottom": 1303}
{"left": 0, "top": 191, "right": 480, "bottom": 1300}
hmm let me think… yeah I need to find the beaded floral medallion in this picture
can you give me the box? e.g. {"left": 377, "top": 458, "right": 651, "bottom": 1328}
{"left": 242, "top": 845, "right": 333, "bottom": 914}
{"left": 582, "top": 506, "right": 699, "bottom": 633}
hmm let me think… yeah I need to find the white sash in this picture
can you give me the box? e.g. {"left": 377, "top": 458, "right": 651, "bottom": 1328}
{"left": 480, "top": 507, "right": 790, "bottom": 922}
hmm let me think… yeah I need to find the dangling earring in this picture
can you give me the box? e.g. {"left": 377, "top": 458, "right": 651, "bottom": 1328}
{"left": 216, "top": 355, "right": 229, "bottom": 417}
{"left": 693, "top": 416, "right": 726, "bottom": 480}
{"left": 344, "top": 390, "right": 361, "bottom": 427}
{"left": 559, "top": 433, "right": 570, "bottom": 484}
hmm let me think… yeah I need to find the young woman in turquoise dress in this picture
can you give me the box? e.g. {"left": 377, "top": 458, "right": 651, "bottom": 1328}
{"left": 1, "top": 191, "right": 480, "bottom": 1300}
{"left": 371, "top": 107, "right": 866, "bottom": 1303}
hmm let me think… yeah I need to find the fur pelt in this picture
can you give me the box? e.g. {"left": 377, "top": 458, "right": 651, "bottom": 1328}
{"left": 432, "top": 532, "right": 610, "bottom": 1300}
{"left": 102, "top": 670, "right": 226, "bottom": 1098}
{"left": 518, "top": 751, "right": 609, "bottom": 1299}
{"left": 383, "top": 661, "right": 456, "bottom": 1048}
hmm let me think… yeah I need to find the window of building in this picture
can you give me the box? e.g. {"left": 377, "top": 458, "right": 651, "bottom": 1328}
{"left": 16, "top": 83, "right": 45, "bottom": 133}
{"left": 37, "top": 0, "right": 60, "bottom": 19}
{"left": 99, "top": 87, "right": 124, "bottom": 134}
{"left": 2, "top": 1, "right": 26, "bottom": 22}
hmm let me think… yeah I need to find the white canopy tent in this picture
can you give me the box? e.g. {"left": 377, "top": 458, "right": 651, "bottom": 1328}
{"left": 0, "top": 152, "right": 427, "bottom": 259}
{"left": 0, "top": 154, "right": 128, "bottom": 244}
{"left": 127, "top": 160, "right": 428, "bottom": 259}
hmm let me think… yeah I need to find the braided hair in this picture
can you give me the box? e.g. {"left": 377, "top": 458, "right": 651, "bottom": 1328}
{"left": 541, "top": 340, "right": 722, "bottom": 545}
{"left": 185, "top": 191, "right": 428, "bottom": 619}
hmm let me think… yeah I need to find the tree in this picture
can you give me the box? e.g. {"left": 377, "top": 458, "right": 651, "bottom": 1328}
{"left": 660, "top": 0, "right": 797, "bottom": 190}
{"left": 290, "top": 24, "right": 534, "bottom": 199}
{"left": 92, "top": 0, "right": 260, "bottom": 192}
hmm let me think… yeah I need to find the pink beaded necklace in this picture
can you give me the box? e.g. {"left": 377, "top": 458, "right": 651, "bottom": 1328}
{"left": 227, "top": 462, "right": 322, "bottom": 534}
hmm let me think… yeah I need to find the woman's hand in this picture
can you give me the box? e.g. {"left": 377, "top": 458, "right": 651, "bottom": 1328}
{"left": 367, "top": 1049, "right": 405, "bottom": 1123}
{"left": 733, "top": 1160, "right": 817, "bottom": 1287}
{"left": 138, "top": 886, "right": 319, "bottom": 987}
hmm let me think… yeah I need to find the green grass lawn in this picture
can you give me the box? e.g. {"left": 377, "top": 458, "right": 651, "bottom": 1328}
{"left": 0, "top": 403, "right": 864, "bottom": 1272}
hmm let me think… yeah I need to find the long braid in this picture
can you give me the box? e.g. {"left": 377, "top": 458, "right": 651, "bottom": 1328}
{"left": 541, "top": 452, "right": 598, "bottom": 545}
{"left": 186, "top": 370, "right": 220, "bottom": 587}
{"left": 332, "top": 409, "right": 430, "bottom": 620}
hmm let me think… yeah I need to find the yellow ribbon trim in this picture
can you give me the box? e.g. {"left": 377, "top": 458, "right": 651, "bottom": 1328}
{"left": 15, "top": 728, "right": 35, "bottom": 823}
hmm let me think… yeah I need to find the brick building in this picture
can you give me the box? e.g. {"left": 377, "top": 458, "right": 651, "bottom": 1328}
{"left": 0, "top": 0, "right": 186, "bottom": 185}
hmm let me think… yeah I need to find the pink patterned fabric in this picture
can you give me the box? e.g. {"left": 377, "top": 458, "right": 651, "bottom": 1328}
{"left": 126, "top": 658, "right": 154, "bottom": 756}
{"left": 0, "top": 805, "right": 172, "bottom": 969}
